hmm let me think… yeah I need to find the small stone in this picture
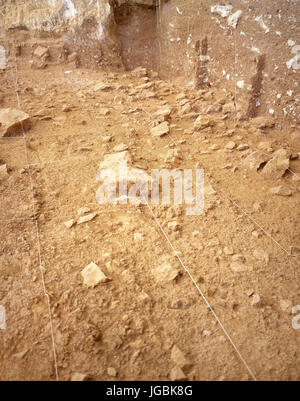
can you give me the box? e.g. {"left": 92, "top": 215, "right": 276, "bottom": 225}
{"left": 93, "top": 83, "right": 113, "bottom": 92}
{"left": 13, "top": 350, "right": 28, "bottom": 359}
{"left": 225, "top": 141, "right": 236, "bottom": 150}
{"left": 251, "top": 294, "right": 261, "bottom": 307}
{"left": 71, "top": 372, "right": 89, "bottom": 381}
{"left": 0, "top": 164, "right": 8, "bottom": 179}
{"left": 64, "top": 219, "right": 75, "bottom": 228}
{"left": 203, "top": 330, "right": 211, "bottom": 337}
{"left": 152, "top": 262, "right": 179, "bottom": 282}
{"left": 194, "top": 115, "right": 212, "bottom": 131}
{"left": 290, "top": 246, "right": 300, "bottom": 256}
{"left": 170, "top": 366, "right": 187, "bottom": 381}
{"left": 246, "top": 289, "right": 255, "bottom": 297}
{"left": 270, "top": 186, "right": 292, "bottom": 196}
{"left": 151, "top": 121, "right": 169, "bottom": 137}
{"left": 168, "top": 221, "right": 180, "bottom": 231}
{"left": 62, "top": 104, "right": 71, "bottom": 112}
{"left": 81, "top": 262, "right": 109, "bottom": 288}
{"left": 232, "top": 254, "right": 245, "bottom": 262}
{"left": 224, "top": 246, "right": 234, "bottom": 255}
{"left": 77, "top": 207, "right": 91, "bottom": 216}
{"left": 107, "top": 367, "right": 117, "bottom": 377}
{"left": 169, "top": 300, "right": 183, "bottom": 309}
{"left": 237, "top": 144, "right": 249, "bottom": 151}
{"left": 152, "top": 107, "right": 172, "bottom": 122}
{"left": 77, "top": 213, "right": 97, "bottom": 225}
{"left": 280, "top": 299, "right": 292, "bottom": 313}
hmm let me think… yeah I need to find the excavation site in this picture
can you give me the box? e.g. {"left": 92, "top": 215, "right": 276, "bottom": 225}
{"left": 0, "top": 0, "right": 299, "bottom": 383}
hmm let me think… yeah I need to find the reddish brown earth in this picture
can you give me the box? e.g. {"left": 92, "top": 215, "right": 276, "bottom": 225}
{"left": 0, "top": 0, "right": 299, "bottom": 382}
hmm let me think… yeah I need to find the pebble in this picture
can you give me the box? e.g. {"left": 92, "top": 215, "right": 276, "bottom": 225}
{"left": 225, "top": 141, "right": 236, "bottom": 150}
{"left": 224, "top": 246, "right": 234, "bottom": 255}
{"left": 171, "top": 345, "right": 190, "bottom": 369}
{"left": 64, "top": 219, "right": 75, "bottom": 228}
{"left": 107, "top": 367, "right": 117, "bottom": 377}
{"left": 251, "top": 293, "right": 261, "bottom": 307}
{"left": 71, "top": 372, "right": 89, "bottom": 381}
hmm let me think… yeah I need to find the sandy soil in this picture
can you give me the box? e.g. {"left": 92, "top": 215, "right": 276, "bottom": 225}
{"left": 0, "top": 57, "right": 299, "bottom": 381}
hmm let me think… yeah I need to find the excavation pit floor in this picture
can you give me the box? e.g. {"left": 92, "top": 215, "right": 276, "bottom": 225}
{"left": 0, "top": 62, "right": 299, "bottom": 381}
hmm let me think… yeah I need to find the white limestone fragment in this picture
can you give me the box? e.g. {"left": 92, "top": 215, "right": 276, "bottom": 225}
{"left": 211, "top": 5, "right": 233, "bottom": 18}
{"left": 255, "top": 16, "right": 270, "bottom": 33}
{"left": 228, "top": 10, "right": 242, "bottom": 29}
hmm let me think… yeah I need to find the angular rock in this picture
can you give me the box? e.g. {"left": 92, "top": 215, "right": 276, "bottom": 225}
{"left": 262, "top": 149, "right": 290, "bottom": 179}
{"left": 77, "top": 207, "right": 91, "bottom": 216}
{"left": 77, "top": 213, "right": 97, "bottom": 225}
{"left": 290, "top": 246, "right": 300, "bottom": 256}
{"left": 224, "top": 246, "right": 234, "bottom": 255}
{"left": 152, "top": 107, "right": 172, "bottom": 122}
{"left": 170, "top": 366, "right": 187, "bottom": 381}
{"left": 251, "top": 293, "right": 261, "bottom": 307}
{"left": 194, "top": 115, "right": 212, "bottom": 131}
{"left": 107, "top": 367, "right": 117, "bottom": 377}
{"left": 71, "top": 372, "right": 89, "bottom": 381}
{"left": 64, "top": 219, "right": 75, "bottom": 228}
{"left": 93, "top": 83, "right": 113, "bottom": 92}
{"left": 98, "top": 150, "right": 132, "bottom": 170}
{"left": 0, "top": 108, "right": 30, "bottom": 137}
{"left": 237, "top": 144, "right": 249, "bottom": 151}
{"left": 152, "top": 262, "right": 179, "bottom": 282}
{"left": 243, "top": 151, "right": 271, "bottom": 171}
{"left": 81, "top": 262, "right": 109, "bottom": 288}
{"left": 280, "top": 299, "right": 292, "bottom": 312}
{"left": 270, "top": 186, "right": 292, "bottom": 196}
{"left": 171, "top": 345, "right": 190, "bottom": 370}
{"left": 225, "top": 141, "right": 236, "bottom": 150}
{"left": 151, "top": 121, "right": 169, "bottom": 137}
{"left": 0, "top": 164, "right": 8, "bottom": 179}
{"left": 33, "top": 46, "right": 49, "bottom": 59}
{"left": 252, "top": 116, "right": 275, "bottom": 129}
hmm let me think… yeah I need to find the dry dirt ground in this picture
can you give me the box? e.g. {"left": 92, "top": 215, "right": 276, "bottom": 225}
{"left": 0, "top": 58, "right": 299, "bottom": 381}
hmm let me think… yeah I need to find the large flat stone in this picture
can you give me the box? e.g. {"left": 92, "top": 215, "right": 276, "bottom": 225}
{"left": 0, "top": 108, "right": 30, "bottom": 137}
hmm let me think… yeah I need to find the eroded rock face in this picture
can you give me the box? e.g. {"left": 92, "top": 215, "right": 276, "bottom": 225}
{"left": 0, "top": 0, "right": 123, "bottom": 69}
